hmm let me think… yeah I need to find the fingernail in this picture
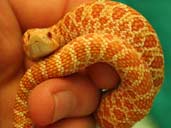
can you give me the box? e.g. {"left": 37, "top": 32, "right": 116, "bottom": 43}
{"left": 52, "top": 91, "right": 77, "bottom": 122}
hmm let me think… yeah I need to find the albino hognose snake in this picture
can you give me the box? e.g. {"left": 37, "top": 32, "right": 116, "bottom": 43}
{"left": 13, "top": 1, "right": 164, "bottom": 128}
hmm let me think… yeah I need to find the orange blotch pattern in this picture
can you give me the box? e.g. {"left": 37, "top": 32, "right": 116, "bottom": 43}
{"left": 124, "top": 100, "right": 134, "bottom": 110}
{"left": 105, "top": 41, "right": 123, "bottom": 60}
{"left": 75, "top": 7, "right": 84, "bottom": 22}
{"left": 99, "top": 17, "right": 108, "bottom": 24}
{"left": 112, "top": 7, "right": 126, "bottom": 20}
{"left": 150, "top": 56, "right": 164, "bottom": 68}
{"left": 91, "top": 4, "right": 104, "bottom": 18}
{"left": 89, "top": 38, "right": 102, "bottom": 61}
{"left": 45, "top": 57, "right": 60, "bottom": 78}
{"left": 117, "top": 52, "right": 141, "bottom": 68}
{"left": 113, "top": 108, "right": 126, "bottom": 120}
{"left": 154, "top": 77, "right": 164, "bottom": 88}
{"left": 127, "top": 90, "right": 137, "bottom": 99}
{"left": 59, "top": 49, "right": 74, "bottom": 74}
{"left": 131, "top": 17, "right": 145, "bottom": 31}
{"left": 64, "top": 15, "right": 70, "bottom": 27}
{"left": 144, "top": 35, "right": 158, "bottom": 48}
{"left": 72, "top": 40, "right": 86, "bottom": 63}
{"left": 114, "top": 97, "right": 123, "bottom": 108}
{"left": 82, "top": 17, "right": 90, "bottom": 28}
{"left": 133, "top": 72, "right": 152, "bottom": 95}
{"left": 107, "top": 22, "right": 114, "bottom": 29}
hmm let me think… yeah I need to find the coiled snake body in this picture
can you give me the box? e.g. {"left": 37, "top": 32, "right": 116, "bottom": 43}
{"left": 13, "top": 1, "right": 164, "bottom": 128}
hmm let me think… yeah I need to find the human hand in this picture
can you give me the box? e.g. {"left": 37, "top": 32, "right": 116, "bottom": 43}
{"left": 0, "top": 0, "right": 120, "bottom": 128}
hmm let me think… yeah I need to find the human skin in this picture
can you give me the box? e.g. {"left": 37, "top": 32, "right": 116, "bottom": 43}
{"left": 0, "top": 0, "right": 120, "bottom": 128}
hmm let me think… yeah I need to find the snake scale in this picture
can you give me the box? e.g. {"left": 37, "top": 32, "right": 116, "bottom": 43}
{"left": 13, "top": 1, "right": 164, "bottom": 128}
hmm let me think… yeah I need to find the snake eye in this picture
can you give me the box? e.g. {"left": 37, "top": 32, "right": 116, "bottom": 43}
{"left": 47, "top": 32, "right": 52, "bottom": 39}
{"left": 27, "top": 33, "right": 30, "bottom": 40}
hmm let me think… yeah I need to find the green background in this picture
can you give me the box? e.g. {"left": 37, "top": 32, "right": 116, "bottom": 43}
{"left": 114, "top": 0, "right": 171, "bottom": 127}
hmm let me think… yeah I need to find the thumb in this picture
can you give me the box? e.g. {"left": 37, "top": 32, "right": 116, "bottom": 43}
{"left": 28, "top": 73, "right": 100, "bottom": 126}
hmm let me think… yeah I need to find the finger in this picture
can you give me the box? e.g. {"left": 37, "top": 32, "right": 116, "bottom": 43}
{"left": 0, "top": 0, "right": 24, "bottom": 82}
{"left": 87, "top": 62, "right": 121, "bottom": 89}
{"left": 28, "top": 73, "right": 100, "bottom": 126}
{"left": 36, "top": 116, "right": 96, "bottom": 128}
{"left": 9, "top": 0, "right": 92, "bottom": 31}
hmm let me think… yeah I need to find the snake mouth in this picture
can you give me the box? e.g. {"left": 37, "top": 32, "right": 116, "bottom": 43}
{"left": 25, "top": 35, "right": 59, "bottom": 60}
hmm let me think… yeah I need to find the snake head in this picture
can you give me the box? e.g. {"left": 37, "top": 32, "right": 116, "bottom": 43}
{"left": 23, "top": 28, "right": 59, "bottom": 60}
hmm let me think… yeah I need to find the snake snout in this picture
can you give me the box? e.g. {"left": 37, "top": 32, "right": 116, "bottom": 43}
{"left": 23, "top": 29, "right": 59, "bottom": 60}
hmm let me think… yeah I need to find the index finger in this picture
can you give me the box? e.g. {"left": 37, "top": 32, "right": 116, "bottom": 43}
{"left": 9, "top": 0, "right": 93, "bottom": 31}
